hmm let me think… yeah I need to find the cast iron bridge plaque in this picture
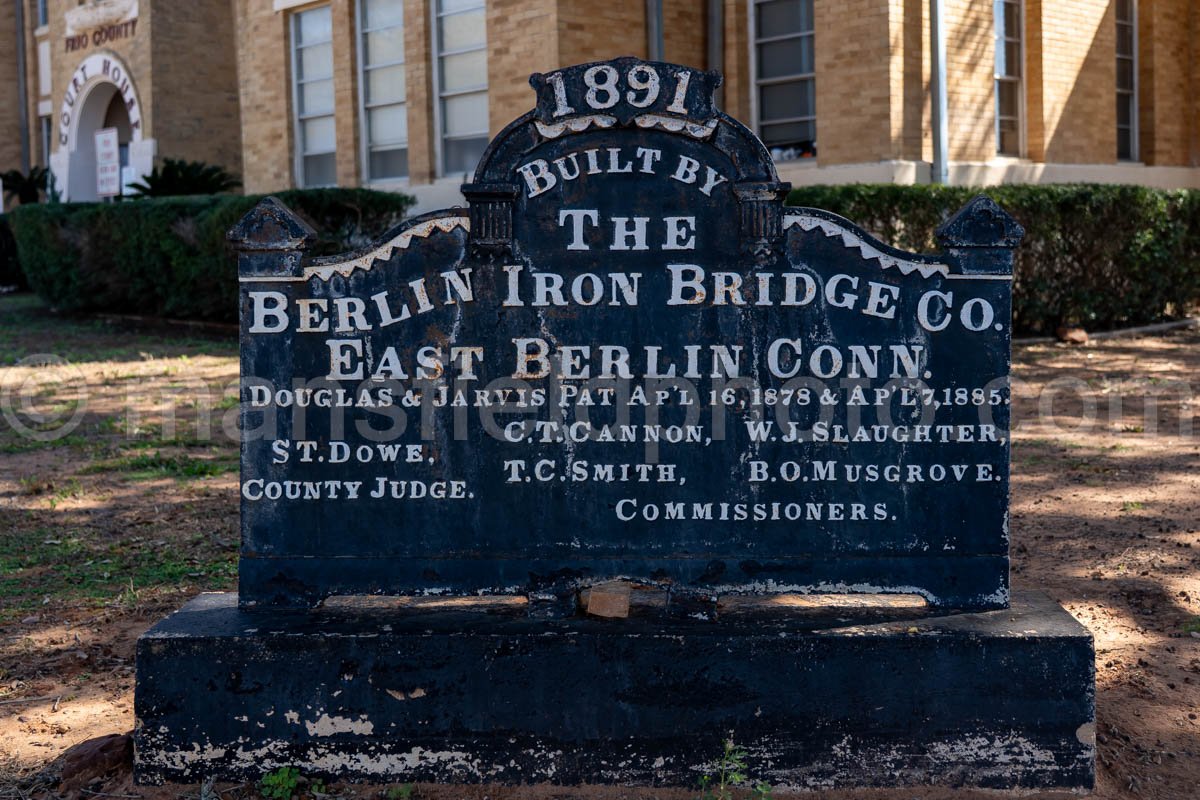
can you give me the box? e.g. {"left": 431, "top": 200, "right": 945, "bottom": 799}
{"left": 230, "top": 57, "right": 1018, "bottom": 611}
{"left": 136, "top": 59, "right": 1094, "bottom": 790}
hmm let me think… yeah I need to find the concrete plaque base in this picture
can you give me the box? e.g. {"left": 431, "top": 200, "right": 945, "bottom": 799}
{"left": 135, "top": 591, "right": 1094, "bottom": 791}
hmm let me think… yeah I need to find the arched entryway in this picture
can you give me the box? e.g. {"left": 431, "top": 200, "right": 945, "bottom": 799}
{"left": 50, "top": 52, "right": 156, "bottom": 202}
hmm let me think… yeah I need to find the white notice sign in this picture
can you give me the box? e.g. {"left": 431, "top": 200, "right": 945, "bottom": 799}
{"left": 95, "top": 128, "right": 121, "bottom": 198}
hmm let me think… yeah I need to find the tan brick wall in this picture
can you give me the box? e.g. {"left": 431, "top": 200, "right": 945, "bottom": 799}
{"left": 405, "top": 0, "right": 436, "bottom": 184}
{"left": 558, "top": 0, "right": 645, "bottom": 65}
{"left": 1023, "top": 0, "right": 1045, "bottom": 161}
{"left": 891, "top": 0, "right": 928, "bottom": 162}
{"left": 721, "top": 0, "right": 749, "bottom": 122}
{"left": 3, "top": 0, "right": 1196, "bottom": 194}
{"left": 814, "top": 0, "right": 891, "bottom": 165}
{"left": 331, "top": 0, "right": 361, "bottom": 186}
{"left": 1037, "top": 0, "right": 1115, "bottom": 164}
{"left": 233, "top": 0, "right": 292, "bottom": 192}
{"left": 0, "top": 2, "right": 25, "bottom": 180}
{"left": 943, "top": 0, "right": 994, "bottom": 162}
{"left": 663, "top": 0, "right": 705, "bottom": 70}
{"left": 1140, "top": 0, "right": 1196, "bottom": 166}
{"left": 149, "top": 0, "right": 243, "bottom": 176}
{"left": 44, "top": 0, "right": 155, "bottom": 143}
{"left": 1194, "top": 2, "right": 1200, "bottom": 168}
{"left": 487, "top": 0, "right": 557, "bottom": 134}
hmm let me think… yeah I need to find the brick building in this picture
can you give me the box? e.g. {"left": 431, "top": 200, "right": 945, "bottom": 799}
{"left": 2, "top": 0, "right": 1196, "bottom": 209}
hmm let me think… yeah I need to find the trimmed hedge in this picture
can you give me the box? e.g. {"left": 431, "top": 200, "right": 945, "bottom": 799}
{"left": 12, "top": 184, "right": 1199, "bottom": 335}
{"left": 0, "top": 216, "right": 23, "bottom": 290}
{"left": 786, "top": 184, "right": 1200, "bottom": 335}
{"left": 11, "top": 188, "right": 414, "bottom": 322}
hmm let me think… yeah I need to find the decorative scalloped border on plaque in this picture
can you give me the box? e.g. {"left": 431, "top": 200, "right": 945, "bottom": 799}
{"left": 302, "top": 216, "right": 470, "bottom": 282}
{"left": 534, "top": 115, "right": 617, "bottom": 139}
{"left": 632, "top": 114, "right": 719, "bottom": 139}
{"left": 783, "top": 215, "right": 950, "bottom": 279}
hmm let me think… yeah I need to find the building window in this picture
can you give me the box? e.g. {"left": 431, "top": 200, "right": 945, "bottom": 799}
{"left": 359, "top": 0, "right": 407, "bottom": 181}
{"left": 1116, "top": 0, "right": 1137, "bottom": 161}
{"left": 37, "top": 0, "right": 48, "bottom": 27}
{"left": 753, "top": 0, "right": 816, "bottom": 161}
{"left": 433, "top": 0, "right": 488, "bottom": 177}
{"left": 994, "top": 0, "right": 1023, "bottom": 156}
{"left": 291, "top": 6, "right": 337, "bottom": 188}
{"left": 39, "top": 116, "right": 51, "bottom": 167}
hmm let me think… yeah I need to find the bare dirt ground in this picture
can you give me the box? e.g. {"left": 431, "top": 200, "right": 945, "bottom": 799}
{"left": 1, "top": 294, "right": 1198, "bottom": 800}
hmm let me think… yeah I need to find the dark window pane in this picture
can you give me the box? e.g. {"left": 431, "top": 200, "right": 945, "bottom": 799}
{"left": 303, "top": 152, "right": 337, "bottom": 187}
{"left": 1116, "top": 0, "right": 1133, "bottom": 23}
{"left": 1004, "top": 2, "right": 1020, "bottom": 37}
{"left": 757, "top": 36, "right": 813, "bottom": 79}
{"left": 997, "top": 80, "right": 1019, "bottom": 118}
{"left": 997, "top": 117, "right": 1019, "bottom": 155}
{"left": 1116, "top": 94, "right": 1132, "bottom": 127}
{"left": 756, "top": 0, "right": 812, "bottom": 38}
{"left": 1004, "top": 42, "right": 1021, "bottom": 77}
{"left": 1117, "top": 59, "right": 1133, "bottom": 90}
{"left": 760, "top": 79, "right": 815, "bottom": 122}
{"left": 1117, "top": 126, "right": 1132, "bottom": 161}
{"left": 443, "top": 136, "right": 488, "bottom": 176}
{"left": 370, "top": 147, "right": 408, "bottom": 180}
{"left": 1116, "top": 23, "right": 1133, "bottom": 54}
{"left": 761, "top": 119, "right": 815, "bottom": 151}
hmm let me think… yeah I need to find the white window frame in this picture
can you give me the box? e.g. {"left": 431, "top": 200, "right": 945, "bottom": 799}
{"left": 748, "top": 0, "right": 817, "bottom": 163}
{"left": 357, "top": 0, "right": 408, "bottom": 184}
{"left": 994, "top": 0, "right": 1025, "bottom": 158}
{"left": 430, "top": 0, "right": 488, "bottom": 179}
{"left": 290, "top": 5, "right": 337, "bottom": 188}
{"left": 1115, "top": 0, "right": 1139, "bottom": 162}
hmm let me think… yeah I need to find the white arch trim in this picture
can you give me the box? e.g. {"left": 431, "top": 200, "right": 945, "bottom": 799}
{"left": 50, "top": 51, "right": 156, "bottom": 202}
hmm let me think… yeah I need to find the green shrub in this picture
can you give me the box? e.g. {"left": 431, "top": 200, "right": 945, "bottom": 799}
{"left": 786, "top": 184, "right": 1200, "bottom": 335}
{"left": 0, "top": 215, "right": 23, "bottom": 290}
{"left": 128, "top": 158, "right": 242, "bottom": 197}
{"left": 11, "top": 188, "right": 414, "bottom": 322}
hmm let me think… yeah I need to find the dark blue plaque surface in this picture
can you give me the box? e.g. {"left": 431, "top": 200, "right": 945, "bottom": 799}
{"left": 229, "top": 58, "right": 1022, "bottom": 611}
{"left": 136, "top": 59, "right": 1093, "bottom": 792}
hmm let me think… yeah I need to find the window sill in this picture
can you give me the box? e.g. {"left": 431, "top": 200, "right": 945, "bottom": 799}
{"left": 774, "top": 157, "right": 820, "bottom": 168}
{"left": 34, "top": 24, "right": 49, "bottom": 38}
{"left": 365, "top": 178, "right": 412, "bottom": 190}
{"left": 273, "top": 0, "right": 324, "bottom": 12}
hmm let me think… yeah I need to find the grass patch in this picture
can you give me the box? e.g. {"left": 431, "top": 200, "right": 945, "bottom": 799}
{"left": 0, "top": 529, "right": 237, "bottom": 623}
{"left": 0, "top": 433, "right": 92, "bottom": 455}
{"left": 0, "top": 293, "right": 235, "bottom": 366}
{"left": 82, "top": 451, "right": 237, "bottom": 481}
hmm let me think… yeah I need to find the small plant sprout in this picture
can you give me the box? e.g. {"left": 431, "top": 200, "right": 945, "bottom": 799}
{"left": 259, "top": 766, "right": 301, "bottom": 799}
{"left": 698, "top": 738, "right": 773, "bottom": 800}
